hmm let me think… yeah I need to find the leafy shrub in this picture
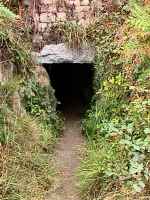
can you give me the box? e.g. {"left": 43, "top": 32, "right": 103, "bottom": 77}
{"left": 22, "top": 77, "right": 63, "bottom": 137}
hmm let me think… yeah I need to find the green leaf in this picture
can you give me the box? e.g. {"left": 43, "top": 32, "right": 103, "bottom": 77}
{"left": 120, "top": 139, "right": 132, "bottom": 146}
{"left": 144, "top": 128, "right": 150, "bottom": 134}
{"left": 129, "top": 162, "right": 144, "bottom": 174}
{"left": 133, "top": 182, "right": 143, "bottom": 193}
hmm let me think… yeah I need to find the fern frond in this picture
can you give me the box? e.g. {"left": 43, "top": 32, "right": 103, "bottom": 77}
{"left": 0, "top": 3, "right": 16, "bottom": 20}
{"left": 129, "top": 1, "right": 150, "bottom": 32}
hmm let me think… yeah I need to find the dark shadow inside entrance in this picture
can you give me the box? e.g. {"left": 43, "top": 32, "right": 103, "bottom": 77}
{"left": 44, "top": 63, "right": 94, "bottom": 116}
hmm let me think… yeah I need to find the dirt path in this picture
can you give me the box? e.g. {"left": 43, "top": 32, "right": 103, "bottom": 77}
{"left": 45, "top": 105, "right": 85, "bottom": 200}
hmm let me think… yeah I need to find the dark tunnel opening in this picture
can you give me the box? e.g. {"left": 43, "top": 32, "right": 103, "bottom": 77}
{"left": 43, "top": 63, "right": 94, "bottom": 116}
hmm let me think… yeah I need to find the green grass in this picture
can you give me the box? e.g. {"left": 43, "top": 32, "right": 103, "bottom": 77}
{"left": 77, "top": 138, "right": 128, "bottom": 199}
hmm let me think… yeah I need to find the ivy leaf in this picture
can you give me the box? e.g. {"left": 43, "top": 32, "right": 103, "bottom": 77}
{"left": 129, "top": 162, "right": 143, "bottom": 174}
{"left": 132, "top": 144, "right": 141, "bottom": 151}
{"left": 120, "top": 139, "right": 132, "bottom": 146}
{"left": 133, "top": 181, "right": 145, "bottom": 193}
{"left": 133, "top": 183, "right": 142, "bottom": 192}
{"left": 144, "top": 128, "right": 150, "bottom": 134}
{"left": 105, "top": 170, "right": 114, "bottom": 177}
{"left": 138, "top": 180, "right": 145, "bottom": 189}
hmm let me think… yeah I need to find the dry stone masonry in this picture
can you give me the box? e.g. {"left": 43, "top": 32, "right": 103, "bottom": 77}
{"left": 30, "top": 0, "right": 102, "bottom": 63}
{"left": 38, "top": 0, "right": 102, "bottom": 31}
{"left": 32, "top": 0, "right": 102, "bottom": 43}
{"left": 28, "top": 0, "right": 121, "bottom": 61}
{"left": 29, "top": 0, "right": 120, "bottom": 64}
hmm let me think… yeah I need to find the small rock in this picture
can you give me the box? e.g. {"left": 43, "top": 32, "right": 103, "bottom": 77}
{"left": 80, "top": 0, "right": 89, "bottom": 6}
{"left": 40, "top": 13, "right": 49, "bottom": 23}
{"left": 38, "top": 22, "right": 48, "bottom": 32}
{"left": 57, "top": 12, "right": 67, "bottom": 21}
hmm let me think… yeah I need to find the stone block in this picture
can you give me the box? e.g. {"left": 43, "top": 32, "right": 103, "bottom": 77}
{"left": 57, "top": 6, "right": 66, "bottom": 12}
{"left": 67, "top": 0, "right": 76, "bottom": 7}
{"left": 90, "top": 0, "right": 102, "bottom": 10}
{"left": 40, "top": 13, "right": 49, "bottom": 23}
{"left": 74, "top": 0, "right": 80, "bottom": 7}
{"left": 48, "top": 13, "right": 56, "bottom": 22}
{"left": 40, "top": 5, "right": 50, "bottom": 13}
{"left": 80, "top": 0, "right": 89, "bottom": 6}
{"left": 38, "top": 23, "right": 48, "bottom": 32}
{"left": 38, "top": 43, "right": 95, "bottom": 63}
{"left": 41, "top": 0, "right": 53, "bottom": 5}
{"left": 57, "top": 12, "right": 67, "bottom": 21}
{"left": 81, "top": 5, "right": 90, "bottom": 12}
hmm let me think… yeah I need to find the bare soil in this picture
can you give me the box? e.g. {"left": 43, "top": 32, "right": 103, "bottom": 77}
{"left": 45, "top": 102, "right": 85, "bottom": 200}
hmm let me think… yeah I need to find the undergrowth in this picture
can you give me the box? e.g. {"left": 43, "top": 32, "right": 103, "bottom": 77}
{"left": 22, "top": 77, "right": 62, "bottom": 137}
{"left": 77, "top": 1, "right": 150, "bottom": 199}
{"left": 0, "top": 4, "right": 61, "bottom": 200}
{"left": 1, "top": 1, "right": 150, "bottom": 200}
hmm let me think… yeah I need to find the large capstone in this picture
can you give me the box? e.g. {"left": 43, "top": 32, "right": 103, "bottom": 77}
{"left": 34, "top": 43, "right": 95, "bottom": 64}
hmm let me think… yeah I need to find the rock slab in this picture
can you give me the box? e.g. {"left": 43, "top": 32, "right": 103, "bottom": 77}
{"left": 36, "top": 43, "right": 95, "bottom": 64}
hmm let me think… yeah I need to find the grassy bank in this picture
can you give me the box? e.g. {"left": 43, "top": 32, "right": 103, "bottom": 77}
{"left": 0, "top": 4, "right": 62, "bottom": 200}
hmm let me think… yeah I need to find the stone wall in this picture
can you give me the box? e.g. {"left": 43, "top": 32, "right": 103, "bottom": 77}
{"left": 32, "top": 0, "right": 102, "bottom": 47}
{"left": 38, "top": 0, "right": 102, "bottom": 29}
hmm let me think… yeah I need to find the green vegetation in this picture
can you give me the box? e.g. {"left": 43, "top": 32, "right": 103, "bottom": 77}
{"left": 0, "top": 4, "right": 61, "bottom": 200}
{"left": 0, "top": 104, "right": 55, "bottom": 200}
{"left": 1, "top": 1, "right": 150, "bottom": 200}
{"left": 77, "top": 1, "right": 150, "bottom": 199}
{"left": 22, "top": 77, "right": 62, "bottom": 137}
